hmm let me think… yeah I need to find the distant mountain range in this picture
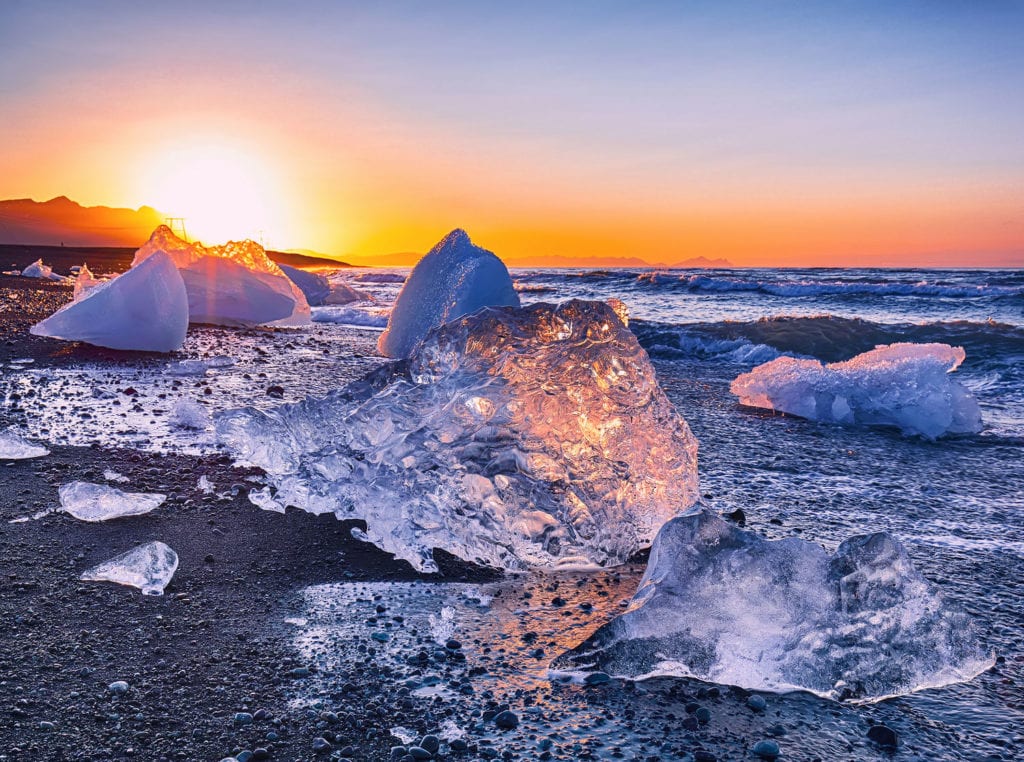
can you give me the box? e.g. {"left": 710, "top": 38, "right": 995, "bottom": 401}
{"left": 0, "top": 197, "right": 733, "bottom": 268}
{"left": 0, "top": 196, "right": 165, "bottom": 247}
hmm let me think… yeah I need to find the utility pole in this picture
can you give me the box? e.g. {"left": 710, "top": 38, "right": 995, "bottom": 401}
{"left": 165, "top": 218, "right": 189, "bottom": 241}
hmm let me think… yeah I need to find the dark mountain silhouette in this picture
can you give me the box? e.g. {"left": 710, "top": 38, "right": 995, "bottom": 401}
{"left": 0, "top": 196, "right": 166, "bottom": 246}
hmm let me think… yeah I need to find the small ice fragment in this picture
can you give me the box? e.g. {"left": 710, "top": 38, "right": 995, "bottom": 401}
{"left": 59, "top": 481, "right": 166, "bottom": 522}
{"left": 80, "top": 541, "right": 178, "bottom": 595}
{"left": 280, "top": 264, "right": 331, "bottom": 306}
{"left": 553, "top": 510, "right": 993, "bottom": 701}
{"left": 428, "top": 606, "right": 457, "bottom": 644}
{"left": 21, "top": 259, "right": 67, "bottom": 281}
{"left": 205, "top": 355, "right": 235, "bottom": 369}
{"left": 350, "top": 526, "right": 371, "bottom": 542}
{"left": 30, "top": 251, "right": 188, "bottom": 352}
{"left": 390, "top": 727, "right": 416, "bottom": 745}
{"left": 730, "top": 342, "right": 982, "bottom": 439}
{"left": 166, "top": 359, "right": 209, "bottom": 376}
{"left": 378, "top": 229, "right": 520, "bottom": 358}
{"left": 197, "top": 475, "right": 215, "bottom": 494}
{"left": 73, "top": 264, "right": 105, "bottom": 300}
{"left": 248, "top": 486, "right": 285, "bottom": 513}
{"left": 0, "top": 428, "right": 49, "bottom": 459}
{"left": 169, "top": 399, "right": 212, "bottom": 430}
{"left": 103, "top": 469, "right": 131, "bottom": 484}
{"left": 438, "top": 720, "right": 465, "bottom": 741}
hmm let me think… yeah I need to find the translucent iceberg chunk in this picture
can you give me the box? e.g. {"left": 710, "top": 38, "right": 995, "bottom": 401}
{"left": 219, "top": 300, "right": 698, "bottom": 572}
{"left": 553, "top": 510, "right": 992, "bottom": 701}
{"left": 73, "top": 263, "right": 105, "bottom": 299}
{"left": 59, "top": 481, "right": 166, "bottom": 522}
{"left": 0, "top": 428, "right": 49, "bottom": 459}
{"left": 21, "top": 259, "right": 67, "bottom": 281}
{"left": 378, "top": 229, "right": 520, "bottom": 358}
{"left": 132, "top": 226, "right": 311, "bottom": 327}
{"left": 730, "top": 342, "right": 982, "bottom": 439}
{"left": 80, "top": 541, "right": 178, "bottom": 595}
{"left": 30, "top": 251, "right": 188, "bottom": 352}
{"left": 280, "top": 264, "right": 331, "bottom": 306}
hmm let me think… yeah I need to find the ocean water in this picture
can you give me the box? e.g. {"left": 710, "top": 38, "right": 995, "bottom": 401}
{"left": 4, "top": 265, "right": 1023, "bottom": 758}
{"left": 314, "top": 265, "right": 1023, "bottom": 758}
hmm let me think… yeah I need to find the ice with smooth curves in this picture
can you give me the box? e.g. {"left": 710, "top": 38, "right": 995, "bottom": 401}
{"left": 378, "top": 228, "right": 519, "bottom": 358}
{"left": 218, "top": 300, "right": 699, "bottom": 572}
{"left": 730, "top": 342, "right": 982, "bottom": 439}
{"left": 133, "top": 226, "right": 310, "bottom": 327}
{"left": 553, "top": 510, "right": 992, "bottom": 702}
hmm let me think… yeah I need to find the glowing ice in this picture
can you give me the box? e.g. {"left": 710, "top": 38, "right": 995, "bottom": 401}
{"left": 730, "top": 343, "right": 982, "bottom": 439}
{"left": 0, "top": 428, "right": 49, "bottom": 459}
{"left": 378, "top": 229, "right": 519, "bottom": 358}
{"left": 219, "top": 300, "right": 698, "bottom": 572}
{"left": 21, "top": 259, "right": 67, "bottom": 281}
{"left": 30, "top": 251, "right": 188, "bottom": 352}
{"left": 80, "top": 541, "right": 178, "bottom": 595}
{"left": 73, "top": 264, "right": 104, "bottom": 299}
{"left": 280, "top": 264, "right": 331, "bottom": 306}
{"left": 59, "top": 481, "right": 166, "bottom": 522}
{"left": 132, "top": 226, "right": 311, "bottom": 327}
{"left": 168, "top": 399, "right": 211, "bottom": 430}
{"left": 553, "top": 510, "right": 992, "bottom": 701}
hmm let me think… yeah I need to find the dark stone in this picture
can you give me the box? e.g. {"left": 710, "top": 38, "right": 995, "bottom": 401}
{"left": 867, "top": 724, "right": 899, "bottom": 749}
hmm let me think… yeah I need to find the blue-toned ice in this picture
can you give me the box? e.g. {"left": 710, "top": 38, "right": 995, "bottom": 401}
{"left": 553, "top": 510, "right": 992, "bottom": 701}
{"left": 218, "top": 300, "right": 698, "bottom": 571}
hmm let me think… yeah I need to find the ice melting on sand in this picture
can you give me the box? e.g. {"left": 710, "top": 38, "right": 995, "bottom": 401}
{"left": 80, "top": 541, "right": 178, "bottom": 595}
{"left": 73, "top": 263, "right": 105, "bottom": 299}
{"left": 219, "top": 300, "right": 698, "bottom": 572}
{"left": 553, "top": 510, "right": 992, "bottom": 701}
{"left": 378, "top": 229, "right": 520, "bottom": 358}
{"left": 21, "top": 259, "right": 67, "bottom": 281}
{"left": 59, "top": 481, "right": 166, "bottom": 522}
{"left": 30, "top": 251, "right": 189, "bottom": 352}
{"left": 730, "top": 342, "right": 982, "bottom": 439}
{"left": 0, "top": 428, "right": 49, "bottom": 459}
{"left": 132, "top": 226, "right": 310, "bottom": 327}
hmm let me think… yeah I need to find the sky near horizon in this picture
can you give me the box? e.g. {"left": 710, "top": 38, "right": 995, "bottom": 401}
{"left": 1, "top": 1, "right": 1022, "bottom": 265}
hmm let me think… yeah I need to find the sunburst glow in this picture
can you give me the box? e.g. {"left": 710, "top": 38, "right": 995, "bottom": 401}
{"left": 137, "top": 138, "right": 294, "bottom": 248}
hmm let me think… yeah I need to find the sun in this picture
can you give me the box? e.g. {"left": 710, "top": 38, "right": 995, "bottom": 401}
{"left": 137, "top": 137, "right": 294, "bottom": 249}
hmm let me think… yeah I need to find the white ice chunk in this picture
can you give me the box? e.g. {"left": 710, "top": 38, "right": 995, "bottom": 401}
{"left": 248, "top": 486, "right": 285, "bottom": 513}
{"left": 80, "top": 541, "right": 178, "bottom": 595}
{"left": 21, "top": 259, "right": 67, "bottom": 281}
{"left": 197, "top": 475, "right": 215, "bottom": 494}
{"left": 103, "top": 469, "right": 130, "bottom": 484}
{"left": 280, "top": 264, "right": 331, "bottom": 306}
{"left": 59, "top": 481, "right": 166, "bottom": 522}
{"left": 730, "top": 342, "right": 982, "bottom": 439}
{"left": 378, "top": 229, "right": 519, "bottom": 358}
{"left": 553, "top": 510, "right": 993, "bottom": 702}
{"left": 73, "top": 263, "right": 105, "bottom": 299}
{"left": 168, "top": 399, "right": 212, "bottom": 430}
{"left": 0, "top": 428, "right": 49, "bottom": 459}
{"left": 132, "top": 225, "right": 311, "bottom": 327}
{"left": 30, "top": 251, "right": 188, "bottom": 352}
{"left": 218, "top": 300, "right": 699, "bottom": 572}
{"left": 324, "top": 280, "right": 370, "bottom": 305}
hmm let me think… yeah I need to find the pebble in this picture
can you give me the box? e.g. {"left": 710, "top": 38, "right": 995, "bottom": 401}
{"left": 746, "top": 694, "right": 767, "bottom": 712}
{"left": 234, "top": 712, "right": 254, "bottom": 726}
{"left": 407, "top": 746, "right": 432, "bottom": 760}
{"left": 752, "top": 739, "right": 780, "bottom": 759}
{"left": 494, "top": 710, "right": 519, "bottom": 730}
{"left": 584, "top": 672, "right": 612, "bottom": 685}
{"left": 420, "top": 735, "right": 440, "bottom": 753}
{"left": 867, "top": 724, "right": 899, "bottom": 748}
{"left": 108, "top": 680, "right": 130, "bottom": 695}
{"left": 312, "top": 736, "right": 333, "bottom": 753}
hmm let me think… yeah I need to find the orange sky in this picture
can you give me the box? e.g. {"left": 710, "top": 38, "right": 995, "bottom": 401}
{"left": 1, "top": 3, "right": 1022, "bottom": 266}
